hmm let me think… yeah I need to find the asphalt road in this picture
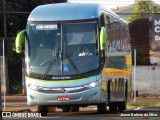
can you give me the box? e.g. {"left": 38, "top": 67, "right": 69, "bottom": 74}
{"left": 2, "top": 106, "right": 160, "bottom": 120}
{"left": 2, "top": 99, "right": 160, "bottom": 120}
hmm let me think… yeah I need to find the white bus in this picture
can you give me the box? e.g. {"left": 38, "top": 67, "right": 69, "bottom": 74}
{"left": 15, "top": 3, "right": 132, "bottom": 115}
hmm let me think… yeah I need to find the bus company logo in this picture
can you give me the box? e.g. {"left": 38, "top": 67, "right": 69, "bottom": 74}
{"left": 60, "top": 88, "right": 65, "bottom": 93}
{"left": 52, "top": 76, "right": 71, "bottom": 80}
{"left": 2, "top": 112, "right": 42, "bottom": 118}
{"left": 2, "top": 112, "right": 12, "bottom": 117}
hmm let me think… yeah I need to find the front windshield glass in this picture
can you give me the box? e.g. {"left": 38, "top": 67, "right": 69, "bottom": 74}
{"left": 27, "top": 23, "right": 61, "bottom": 75}
{"left": 105, "top": 56, "right": 125, "bottom": 69}
{"left": 62, "top": 22, "right": 99, "bottom": 76}
{"left": 27, "top": 21, "right": 99, "bottom": 79}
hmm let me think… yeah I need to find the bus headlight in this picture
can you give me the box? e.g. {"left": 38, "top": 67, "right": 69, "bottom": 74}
{"left": 83, "top": 79, "right": 101, "bottom": 88}
{"left": 28, "top": 84, "right": 54, "bottom": 92}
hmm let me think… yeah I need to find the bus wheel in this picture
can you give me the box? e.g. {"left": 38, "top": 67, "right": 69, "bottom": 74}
{"left": 70, "top": 106, "right": 79, "bottom": 112}
{"left": 37, "top": 105, "right": 48, "bottom": 116}
{"left": 118, "top": 81, "right": 127, "bottom": 111}
{"left": 109, "top": 103, "right": 117, "bottom": 112}
{"left": 97, "top": 103, "right": 106, "bottom": 113}
{"left": 107, "top": 81, "right": 110, "bottom": 103}
{"left": 118, "top": 100, "right": 126, "bottom": 111}
{"left": 62, "top": 106, "right": 70, "bottom": 112}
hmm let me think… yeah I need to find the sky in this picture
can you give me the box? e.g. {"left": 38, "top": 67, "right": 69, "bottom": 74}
{"left": 69, "top": 0, "right": 160, "bottom": 9}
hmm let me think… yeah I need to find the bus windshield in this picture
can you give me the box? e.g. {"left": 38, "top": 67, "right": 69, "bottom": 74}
{"left": 105, "top": 56, "right": 125, "bottom": 69}
{"left": 27, "top": 21, "right": 99, "bottom": 79}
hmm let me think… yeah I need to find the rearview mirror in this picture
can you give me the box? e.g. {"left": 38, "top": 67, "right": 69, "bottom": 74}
{"left": 100, "top": 27, "right": 107, "bottom": 51}
{"left": 15, "top": 30, "right": 26, "bottom": 53}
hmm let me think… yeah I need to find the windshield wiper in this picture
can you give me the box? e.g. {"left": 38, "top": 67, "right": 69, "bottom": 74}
{"left": 65, "top": 53, "right": 82, "bottom": 78}
{"left": 42, "top": 51, "right": 58, "bottom": 79}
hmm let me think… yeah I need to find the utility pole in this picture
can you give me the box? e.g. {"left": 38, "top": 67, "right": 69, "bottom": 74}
{"left": 133, "top": 49, "right": 136, "bottom": 102}
{"left": 2, "top": 0, "right": 7, "bottom": 111}
{"left": 3, "top": 0, "right": 7, "bottom": 38}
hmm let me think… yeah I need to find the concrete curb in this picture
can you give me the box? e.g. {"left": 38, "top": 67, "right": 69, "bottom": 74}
{"left": 2, "top": 95, "right": 27, "bottom": 100}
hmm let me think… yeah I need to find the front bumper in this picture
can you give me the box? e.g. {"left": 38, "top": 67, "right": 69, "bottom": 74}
{"left": 27, "top": 84, "right": 103, "bottom": 106}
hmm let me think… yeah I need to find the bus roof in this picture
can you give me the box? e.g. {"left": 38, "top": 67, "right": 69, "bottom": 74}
{"left": 28, "top": 3, "right": 119, "bottom": 22}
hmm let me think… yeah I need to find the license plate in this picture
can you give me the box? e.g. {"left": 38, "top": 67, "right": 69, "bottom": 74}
{"left": 57, "top": 96, "right": 70, "bottom": 101}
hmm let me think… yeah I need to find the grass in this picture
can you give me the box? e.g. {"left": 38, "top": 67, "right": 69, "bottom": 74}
{"left": 127, "top": 101, "right": 160, "bottom": 108}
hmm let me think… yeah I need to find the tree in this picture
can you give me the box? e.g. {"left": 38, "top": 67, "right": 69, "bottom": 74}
{"left": 128, "top": 0, "right": 160, "bottom": 23}
{"left": 0, "top": 0, "right": 68, "bottom": 37}
{"left": 0, "top": 0, "right": 67, "bottom": 94}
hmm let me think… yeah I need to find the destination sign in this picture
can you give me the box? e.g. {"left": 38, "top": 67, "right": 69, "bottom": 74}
{"left": 36, "top": 24, "right": 58, "bottom": 30}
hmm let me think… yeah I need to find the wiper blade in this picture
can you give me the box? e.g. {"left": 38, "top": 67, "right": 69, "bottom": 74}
{"left": 42, "top": 52, "right": 58, "bottom": 79}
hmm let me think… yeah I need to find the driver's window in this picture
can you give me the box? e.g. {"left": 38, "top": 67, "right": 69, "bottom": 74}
{"left": 78, "top": 45, "right": 94, "bottom": 56}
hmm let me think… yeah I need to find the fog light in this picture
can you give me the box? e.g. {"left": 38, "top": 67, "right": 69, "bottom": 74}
{"left": 89, "top": 92, "right": 97, "bottom": 100}
{"left": 30, "top": 95, "right": 38, "bottom": 102}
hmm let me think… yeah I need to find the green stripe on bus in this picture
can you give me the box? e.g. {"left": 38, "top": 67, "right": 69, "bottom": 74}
{"left": 26, "top": 73, "right": 101, "bottom": 82}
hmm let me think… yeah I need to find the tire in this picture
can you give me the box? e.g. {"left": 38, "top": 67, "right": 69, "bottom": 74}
{"left": 70, "top": 106, "right": 79, "bottom": 112}
{"left": 97, "top": 103, "right": 106, "bottom": 113}
{"left": 109, "top": 103, "right": 118, "bottom": 112}
{"left": 118, "top": 82, "right": 127, "bottom": 111}
{"left": 37, "top": 105, "right": 48, "bottom": 116}
{"left": 118, "top": 81, "right": 127, "bottom": 111}
{"left": 62, "top": 106, "right": 70, "bottom": 112}
{"left": 107, "top": 81, "right": 110, "bottom": 104}
{"left": 108, "top": 81, "right": 118, "bottom": 112}
{"left": 118, "top": 101, "right": 126, "bottom": 111}
{"left": 125, "top": 81, "right": 128, "bottom": 101}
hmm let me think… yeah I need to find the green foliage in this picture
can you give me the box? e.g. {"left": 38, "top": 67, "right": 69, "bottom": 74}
{"left": 127, "top": 101, "right": 160, "bottom": 107}
{"left": 128, "top": 0, "right": 160, "bottom": 23}
{"left": 0, "top": 0, "right": 67, "bottom": 94}
{"left": 5, "top": 38, "right": 23, "bottom": 94}
{"left": 0, "top": 0, "right": 67, "bottom": 37}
